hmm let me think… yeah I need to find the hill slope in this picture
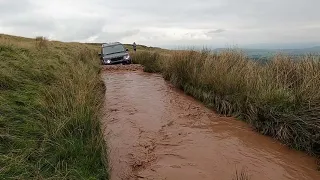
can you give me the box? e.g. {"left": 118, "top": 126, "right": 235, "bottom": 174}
{"left": 0, "top": 34, "right": 108, "bottom": 179}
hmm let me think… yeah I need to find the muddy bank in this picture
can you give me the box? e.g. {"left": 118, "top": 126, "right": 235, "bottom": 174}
{"left": 102, "top": 64, "right": 143, "bottom": 72}
{"left": 102, "top": 69, "right": 320, "bottom": 180}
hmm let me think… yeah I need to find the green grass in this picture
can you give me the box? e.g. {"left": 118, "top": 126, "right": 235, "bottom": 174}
{"left": 132, "top": 48, "right": 320, "bottom": 158}
{"left": 0, "top": 34, "right": 108, "bottom": 179}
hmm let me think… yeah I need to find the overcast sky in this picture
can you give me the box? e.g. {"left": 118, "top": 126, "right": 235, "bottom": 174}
{"left": 0, "top": 0, "right": 319, "bottom": 48}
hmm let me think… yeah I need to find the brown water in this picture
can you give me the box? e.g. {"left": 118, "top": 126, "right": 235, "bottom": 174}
{"left": 102, "top": 70, "right": 320, "bottom": 180}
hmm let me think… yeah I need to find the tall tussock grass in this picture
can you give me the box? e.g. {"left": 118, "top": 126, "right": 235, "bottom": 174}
{"left": 131, "top": 51, "right": 163, "bottom": 73}
{"left": 0, "top": 35, "right": 108, "bottom": 179}
{"left": 133, "top": 49, "right": 320, "bottom": 157}
{"left": 35, "top": 36, "right": 49, "bottom": 49}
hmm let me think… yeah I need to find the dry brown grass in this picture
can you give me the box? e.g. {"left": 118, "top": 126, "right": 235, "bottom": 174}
{"left": 35, "top": 36, "right": 49, "bottom": 49}
{"left": 133, "top": 48, "right": 320, "bottom": 157}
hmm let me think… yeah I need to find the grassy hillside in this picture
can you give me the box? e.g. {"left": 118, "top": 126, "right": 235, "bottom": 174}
{"left": 0, "top": 34, "right": 108, "bottom": 179}
{"left": 132, "top": 49, "right": 320, "bottom": 159}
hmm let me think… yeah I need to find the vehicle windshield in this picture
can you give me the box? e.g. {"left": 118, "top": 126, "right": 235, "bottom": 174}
{"left": 103, "top": 45, "right": 125, "bottom": 55}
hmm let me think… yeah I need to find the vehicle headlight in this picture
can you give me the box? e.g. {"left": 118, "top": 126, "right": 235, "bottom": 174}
{"left": 124, "top": 54, "right": 130, "bottom": 59}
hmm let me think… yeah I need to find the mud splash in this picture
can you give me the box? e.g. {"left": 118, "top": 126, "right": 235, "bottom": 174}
{"left": 102, "top": 69, "right": 320, "bottom": 180}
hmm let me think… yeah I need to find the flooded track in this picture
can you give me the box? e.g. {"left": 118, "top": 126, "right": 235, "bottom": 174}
{"left": 102, "top": 67, "right": 320, "bottom": 180}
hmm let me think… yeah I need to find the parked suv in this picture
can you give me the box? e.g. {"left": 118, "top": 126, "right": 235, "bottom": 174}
{"left": 99, "top": 42, "right": 132, "bottom": 65}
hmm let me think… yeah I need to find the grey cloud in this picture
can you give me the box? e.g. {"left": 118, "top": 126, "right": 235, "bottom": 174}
{"left": 207, "top": 29, "right": 226, "bottom": 34}
{"left": 1, "top": 15, "right": 56, "bottom": 32}
{"left": 0, "top": 0, "right": 319, "bottom": 47}
{"left": 0, "top": 0, "right": 33, "bottom": 16}
{"left": 185, "top": 33, "right": 196, "bottom": 38}
{"left": 92, "top": 29, "right": 141, "bottom": 42}
{"left": 122, "top": 29, "right": 140, "bottom": 37}
{"left": 55, "top": 18, "right": 106, "bottom": 41}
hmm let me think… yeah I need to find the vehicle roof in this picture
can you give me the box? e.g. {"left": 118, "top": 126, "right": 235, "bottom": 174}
{"left": 102, "top": 42, "right": 123, "bottom": 47}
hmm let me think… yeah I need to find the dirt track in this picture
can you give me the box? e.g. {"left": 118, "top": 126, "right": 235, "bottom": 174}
{"left": 102, "top": 65, "right": 320, "bottom": 180}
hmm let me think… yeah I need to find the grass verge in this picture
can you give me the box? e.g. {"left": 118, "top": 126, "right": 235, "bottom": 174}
{"left": 132, "top": 48, "right": 320, "bottom": 158}
{"left": 0, "top": 34, "right": 108, "bottom": 179}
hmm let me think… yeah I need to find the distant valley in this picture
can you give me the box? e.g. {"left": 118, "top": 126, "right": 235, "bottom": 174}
{"left": 213, "top": 46, "right": 320, "bottom": 59}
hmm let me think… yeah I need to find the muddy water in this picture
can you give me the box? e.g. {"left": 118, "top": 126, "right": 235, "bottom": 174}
{"left": 102, "top": 70, "right": 320, "bottom": 180}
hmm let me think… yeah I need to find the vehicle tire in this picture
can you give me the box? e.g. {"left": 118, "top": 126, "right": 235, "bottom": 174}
{"left": 122, "top": 60, "right": 131, "bottom": 65}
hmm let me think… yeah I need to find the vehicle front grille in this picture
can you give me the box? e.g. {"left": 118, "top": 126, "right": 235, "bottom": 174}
{"left": 111, "top": 56, "right": 123, "bottom": 61}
